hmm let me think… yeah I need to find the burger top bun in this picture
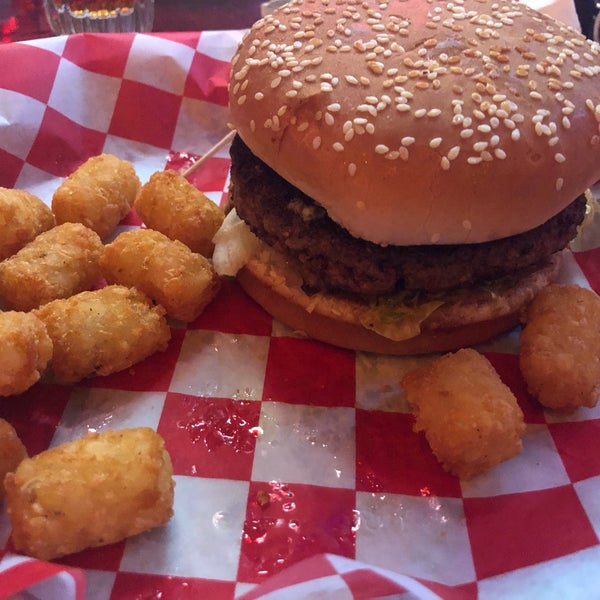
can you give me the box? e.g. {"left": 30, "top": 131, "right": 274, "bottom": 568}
{"left": 228, "top": 0, "right": 600, "bottom": 246}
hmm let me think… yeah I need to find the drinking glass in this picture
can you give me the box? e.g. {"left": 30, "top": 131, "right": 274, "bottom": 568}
{"left": 44, "top": 0, "right": 154, "bottom": 34}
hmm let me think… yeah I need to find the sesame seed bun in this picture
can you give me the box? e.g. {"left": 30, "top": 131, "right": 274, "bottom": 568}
{"left": 229, "top": 0, "right": 600, "bottom": 246}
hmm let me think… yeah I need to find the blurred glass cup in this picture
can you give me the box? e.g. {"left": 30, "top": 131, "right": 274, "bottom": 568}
{"left": 44, "top": 0, "right": 154, "bottom": 34}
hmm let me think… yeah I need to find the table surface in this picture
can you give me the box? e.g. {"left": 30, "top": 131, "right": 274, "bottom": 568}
{"left": 0, "top": 0, "right": 264, "bottom": 43}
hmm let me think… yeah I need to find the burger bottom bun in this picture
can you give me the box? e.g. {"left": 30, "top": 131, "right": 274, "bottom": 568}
{"left": 237, "top": 249, "right": 564, "bottom": 356}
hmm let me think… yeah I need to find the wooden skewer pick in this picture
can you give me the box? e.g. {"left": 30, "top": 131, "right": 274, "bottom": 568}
{"left": 182, "top": 129, "right": 237, "bottom": 178}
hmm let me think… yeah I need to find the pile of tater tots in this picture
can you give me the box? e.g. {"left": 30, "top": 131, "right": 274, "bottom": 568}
{"left": 0, "top": 153, "right": 226, "bottom": 560}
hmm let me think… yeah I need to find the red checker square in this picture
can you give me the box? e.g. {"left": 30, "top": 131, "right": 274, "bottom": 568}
{"left": 426, "top": 580, "right": 478, "bottom": 599}
{"left": 120, "top": 207, "right": 143, "bottom": 227}
{"left": 550, "top": 420, "right": 600, "bottom": 482}
{"left": 27, "top": 108, "right": 106, "bottom": 177}
{"left": 83, "top": 327, "right": 185, "bottom": 392}
{"left": 185, "top": 51, "right": 231, "bottom": 106}
{"left": 111, "top": 572, "right": 234, "bottom": 600}
{"left": 484, "top": 352, "right": 545, "bottom": 424}
{"left": 0, "top": 384, "right": 70, "bottom": 455}
{"left": 464, "top": 486, "right": 598, "bottom": 579}
{"left": 342, "top": 568, "right": 411, "bottom": 597}
{"left": 187, "top": 156, "right": 231, "bottom": 192}
{"left": 238, "top": 481, "right": 356, "bottom": 584}
{"left": 158, "top": 392, "right": 261, "bottom": 480}
{"left": 355, "top": 409, "right": 462, "bottom": 498}
{"left": 55, "top": 539, "right": 125, "bottom": 571}
{"left": 1, "top": 44, "right": 60, "bottom": 102}
{"left": 62, "top": 33, "right": 133, "bottom": 77}
{"left": 240, "top": 554, "right": 338, "bottom": 599}
{"left": 192, "top": 279, "right": 273, "bottom": 336}
{"left": 262, "top": 337, "right": 355, "bottom": 407}
{"left": 0, "top": 150, "right": 24, "bottom": 188}
{"left": 109, "top": 80, "right": 181, "bottom": 148}
{"left": 574, "top": 248, "right": 600, "bottom": 295}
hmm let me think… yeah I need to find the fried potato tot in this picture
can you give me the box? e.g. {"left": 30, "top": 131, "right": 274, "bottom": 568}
{"left": 101, "top": 228, "right": 221, "bottom": 322}
{"left": 52, "top": 154, "right": 140, "bottom": 240}
{"left": 134, "top": 170, "right": 225, "bottom": 256}
{"left": 0, "top": 188, "right": 55, "bottom": 261}
{"left": 520, "top": 284, "right": 600, "bottom": 412}
{"left": 5, "top": 427, "right": 174, "bottom": 561}
{"left": 0, "top": 222, "right": 103, "bottom": 311}
{"left": 34, "top": 285, "right": 171, "bottom": 384}
{"left": 401, "top": 348, "right": 525, "bottom": 479}
{"left": 0, "top": 311, "right": 53, "bottom": 396}
{"left": 0, "top": 419, "right": 27, "bottom": 499}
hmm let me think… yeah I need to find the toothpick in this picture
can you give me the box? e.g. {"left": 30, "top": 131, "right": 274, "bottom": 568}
{"left": 182, "top": 129, "right": 237, "bottom": 178}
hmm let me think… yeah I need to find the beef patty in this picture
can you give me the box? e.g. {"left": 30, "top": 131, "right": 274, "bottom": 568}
{"left": 229, "top": 134, "right": 587, "bottom": 296}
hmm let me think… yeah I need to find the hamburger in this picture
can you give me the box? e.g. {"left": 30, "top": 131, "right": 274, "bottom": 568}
{"left": 214, "top": 0, "right": 600, "bottom": 355}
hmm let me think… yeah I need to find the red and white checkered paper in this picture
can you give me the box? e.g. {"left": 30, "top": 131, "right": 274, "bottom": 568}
{"left": 1, "top": 29, "right": 600, "bottom": 600}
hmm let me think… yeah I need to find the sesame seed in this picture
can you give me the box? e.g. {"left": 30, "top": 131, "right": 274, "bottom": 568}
{"left": 414, "top": 108, "right": 427, "bottom": 118}
{"left": 511, "top": 129, "right": 521, "bottom": 141}
{"left": 401, "top": 136, "right": 415, "bottom": 146}
{"left": 441, "top": 156, "right": 451, "bottom": 170}
{"left": 430, "top": 137, "right": 443, "bottom": 148}
{"left": 494, "top": 148, "right": 507, "bottom": 159}
{"left": 468, "top": 156, "right": 483, "bottom": 165}
{"left": 448, "top": 146, "right": 461, "bottom": 160}
{"left": 348, "top": 163, "right": 357, "bottom": 176}
{"left": 556, "top": 177, "right": 564, "bottom": 191}
{"left": 460, "top": 128, "right": 474, "bottom": 139}
{"left": 333, "top": 142, "right": 344, "bottom": 152}
{"left": 375, "top": 144, "right": 389, "bottom": 154}
{"left": 312, "top": 136, "right": 322, "bottom": 150}
{"left": 554, "top": 153, "right": 566, "bottom": 163}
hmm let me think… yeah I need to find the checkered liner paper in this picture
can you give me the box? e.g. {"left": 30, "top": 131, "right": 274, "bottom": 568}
{"left": 1, "top": 28, "right": 600, "bottom": 600}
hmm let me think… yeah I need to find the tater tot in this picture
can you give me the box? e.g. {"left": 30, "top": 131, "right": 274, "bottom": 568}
{"left": 100, "top": 228, "right": 221, "bottom": 322}
{"left": 5, "top": 427, "right": 174, "bottom": 560}
{"left": 401, "top": 348, "right": 525, "bottom": 479}
{"left": 0, "top": 222, "right": 103, "bottom": 311}
{"left": 134, "top": 170, "right": 225, "bottom": 256}
{"left": 34, "top": 285, "right": 171, "bottom": 384}
{"left": 52, "top": 154, "right": 140, "bottom": 239}
{"left": 0, "top": 419, "right": 27, "bottom": 499}
{"left": 0, "top": 311, "right": 53, "bottom": 396}
{"left": 0, "top": 188, "right": 55, "bottom": 261}
{"left": 520, "top": 284, "right": 600, "bottom": 412}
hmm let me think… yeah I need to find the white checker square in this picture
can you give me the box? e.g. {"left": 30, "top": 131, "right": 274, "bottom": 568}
{"left": 124, "top": 34, "right": 195, "bottom": 95}
{"left": 196, "top": 30, "right": 245, "bottom": 62}
{"left": 83, "top": 570, "right": 117, "bottom": 600}
{"left": 48, "top": 58, "right": 121, "bottom": 132}
{"left": 252, "top": 402, "right": 355, "bottom": 489}
{"left": 545, "top": 401, "right": 600, "bottom": 423}
{"left": 0, "top": 90, "right": 46, "bottom": 159}
{"left": 51, "top": 388, "right": 167, "bottom": 446}
{"left": 172, "top": 97, "right": 231, "bottom": 156}
{"left": 574, "top": 475, "right": 600, "bottom": 539}
{"left": 102, "top": 135, "right": 170, "bottom": 184}
{"left": 355, "top": 352, "right": 427, "bottom": 412}
{"left": 24, "top": 36, "right": 67, "bottom": 55}
{"left": 355, "top": 491, "right": 475, "bottom": 586}
{"left": 120, "top": 475, "right": 248, "bottom": 580}
{"left": 461, "top": 424, "right": 570, "bottom": 497}
{"left": 478, "top": 545, "right": 600, "bottom": 600}
{"left": 170, "top": 330, "right": 270, "bottom": 400}
{"left": 14, "top": 163, "right": 63, "bottom": 206}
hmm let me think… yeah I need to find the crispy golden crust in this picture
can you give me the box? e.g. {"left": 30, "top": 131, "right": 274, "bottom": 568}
{"left": 52, "top": 154, "right": 140, "bottom": 240}
{"left": 34, "top": 285, "right": 171, "bottom": 384}
{"left": 0, "top": 222, "right": 103, "bottom": 311}
{"left": 401, "top": 348, "right": 525, "bottom": 478}
{"left": 520, "top": 284, "right": 600, "bottom": 412}
{"left": 0, "top": 311, "right": 53, "bottom": 396}
{"left": 101, "top": 228, "right": 221, "bottom": 322}
{"left": 0, "top": 419, "right": 27, "bottom": 500}
{"left": 5, "top": 427, "right": 174, "bottom": 561}
{"left": 0, "top": 188, "right": 55, "bottom": 261}
{"left": 134, "top": 170, "right": 225, "bottom": 257}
